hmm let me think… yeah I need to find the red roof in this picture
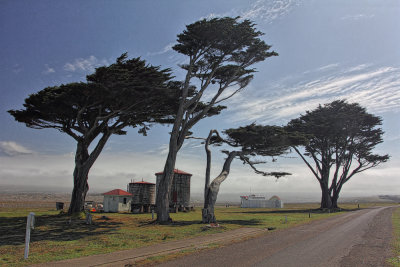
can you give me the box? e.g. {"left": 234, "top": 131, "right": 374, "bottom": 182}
{"left": 103, "top": 189, "right": 132, "bottom": 196}
{"left": 155, "top": 169, "right": 192, "bottom": 176}
{"left": 131, "top": 181, "right": 155, "bottom": 185}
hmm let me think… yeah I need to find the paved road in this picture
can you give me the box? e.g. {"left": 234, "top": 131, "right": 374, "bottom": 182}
{"left": 157, "top": 206, "right": 395, "bottom": 267}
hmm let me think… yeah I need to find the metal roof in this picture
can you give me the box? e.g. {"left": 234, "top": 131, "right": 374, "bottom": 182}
{"left": 103, "top": 189, "right": 132, "bottom": 196}
{"left": 155, "top": 169, "right": 192, "bottom": 176}
{"left": 130, "top": 181, "right": 155, "bottom": 185}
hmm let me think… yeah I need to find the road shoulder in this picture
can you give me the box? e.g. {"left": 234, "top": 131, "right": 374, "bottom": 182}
{"left": 340, "top": 206, "right": 396, "bottom": 267}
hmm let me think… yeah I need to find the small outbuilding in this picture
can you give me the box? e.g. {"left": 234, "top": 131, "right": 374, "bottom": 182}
{"left": 128, "top": 180, "right": 156, "bottom": 213}
{"left": 240, "top": 194, "right": 284, "bottom": 208}
{"left": 155, "top": 169, "right": 192, "bottom": 212}
{"left": 103, "top": 189, "right": 133, "bottom": 212}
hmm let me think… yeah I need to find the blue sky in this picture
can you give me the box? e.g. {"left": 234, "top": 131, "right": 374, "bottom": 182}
{"left": 1, "top": 0, "right": 399, "bottom": 201}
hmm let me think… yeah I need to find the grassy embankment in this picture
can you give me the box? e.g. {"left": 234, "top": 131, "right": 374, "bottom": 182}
{"left": 389, "top": 207, "right": 400, "bottom": 266}
{"left": 0, "top": 203, "right": 378, "bottom": 267}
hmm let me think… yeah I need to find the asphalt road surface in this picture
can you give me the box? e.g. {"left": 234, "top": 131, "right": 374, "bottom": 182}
{"left": 157, "top": 206, "right": 395, "bottom": 267}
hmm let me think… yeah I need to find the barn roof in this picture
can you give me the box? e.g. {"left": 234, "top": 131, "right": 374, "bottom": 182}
{"left": 131, "top": 181, "right": 155, "bottom": 185}
{"left": 103, "top": 189, "right": 132, "bottom": 196}
{"left": 269, "top": 195, "right": 281, "bottom": 200}
{"left": 155, "top": 169, "right": 192, "bottom": 176}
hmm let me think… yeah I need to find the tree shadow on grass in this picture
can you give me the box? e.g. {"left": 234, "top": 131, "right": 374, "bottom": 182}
{"left": 0, "top": 214, "right": 123, "bottom": 246}
{"left": 138, "top": 218, "right": 263, "bottom": 227}
{"left": 228, "top": 208, "right": 359, "bottom": 215}
{"left": 216, "top": 218, "right": 263, "bottom": 226}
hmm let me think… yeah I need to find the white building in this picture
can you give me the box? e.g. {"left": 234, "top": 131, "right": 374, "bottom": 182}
{"left": 103, "top": 189, "right": 133, "bottom": 212}
{"left": 240, "top": 194, "right": 283, "bottom": 208}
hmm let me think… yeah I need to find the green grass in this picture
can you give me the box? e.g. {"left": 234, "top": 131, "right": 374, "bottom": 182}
{"left": 388, "top": 207, "right": 400, "bottom": 266}
{"left": 0, "top": 203, "right": 383, "bottom": 267}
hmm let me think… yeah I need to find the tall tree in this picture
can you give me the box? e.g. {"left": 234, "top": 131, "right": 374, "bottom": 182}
{"left": 286, "top": 100, "right": 389, "bottom": 209}
{"left": 199, "top": 124, "right": 305, "bottom": 223}
{"left": 156, "top": 17, "right": 278, "bottom": 223}
{"left": 8, "top": 54, "right": 179, "bottom": 214}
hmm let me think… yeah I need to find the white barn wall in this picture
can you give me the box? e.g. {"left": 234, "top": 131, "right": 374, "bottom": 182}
{"left": 240, "top": 195, "right": 284, "bottom": 208}
{"left": 104, "top": 195, "right": 132, "bottom": 212}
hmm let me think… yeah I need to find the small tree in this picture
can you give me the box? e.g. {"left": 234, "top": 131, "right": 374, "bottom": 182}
{"left": 9, "top": 54, "right": 179, "bottom": 214}
{"left": 194, "top": 124, "right": 305, "bottom": 223}
{"left": 156, "top": 17, "right": 278, "bottom": 223}
{"left": 286, "top": 100, "right": 389, "bottom": 209}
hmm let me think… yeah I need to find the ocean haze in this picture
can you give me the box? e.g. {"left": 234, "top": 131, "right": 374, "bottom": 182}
{"left": 0, "top": 184, "right": 393, "bottom": 205}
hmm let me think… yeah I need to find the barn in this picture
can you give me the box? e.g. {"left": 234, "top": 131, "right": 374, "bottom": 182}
{"left": 155, "top": 169, "right": 192, "bottom": 212}
{"left": 240, "top": 194, "right": 283, "bottom": 208}
{"left": 103, "top": 189, "right": 133, "bottom": 212}
{"left": 127, "top": 180, "right": 156, "bottom": 213}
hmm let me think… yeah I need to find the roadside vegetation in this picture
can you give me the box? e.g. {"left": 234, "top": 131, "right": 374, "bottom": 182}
{"left": 389, "top": 207, "right": 400, "bottom": 266}
{"left": 0, "top": 203, "right": 385, "bottom": 267}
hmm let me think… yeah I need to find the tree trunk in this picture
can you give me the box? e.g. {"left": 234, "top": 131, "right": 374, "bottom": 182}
{"left": 331, "top": 183, "right": 343, "bottom": 209}
{"left": 156, "top": 148, "right": 177, "bottom": 223}
{"left": 319, "top": 182, "right": 333, "bottom": 209}
{"left": 68, "top": 166, "right": 90, "bottom": 214}
{"left": 202, "top": 175, "right": 224, "bottom": 223}
{"left": 68, "top": 140, "right": 90, "bottom": 215}
{"left": 67, "top": 133, "right": 110, "bottom": 215}
{"left": 331, "top": 194, "right": 339, "bottom": 209}
{"left": 202, "top": 151, "right": 239, "bottom": 224}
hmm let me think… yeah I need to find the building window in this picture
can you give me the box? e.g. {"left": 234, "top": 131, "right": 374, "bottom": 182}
{"left": 123, "top": 198, "right": 127, "bottom": 204}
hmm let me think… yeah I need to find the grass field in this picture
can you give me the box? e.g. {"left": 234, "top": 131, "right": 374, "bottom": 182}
{"left": 0, "top": 202, "right": 387, "bottom": 267}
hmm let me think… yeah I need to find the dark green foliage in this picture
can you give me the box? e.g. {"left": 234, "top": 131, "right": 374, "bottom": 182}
{"left": 8, "top": 54, "right": 181, "bottom": 214}
{"left": 286, "top": 100, "right": 389, "bottom": 208}
{"left": 174, "top": 17, "right": 277, "bottom": 65}
{"left": 173, "top": 16, "right": 277, "bottom": 100}
{"left": 198, "top": 124, "right": 307, "bottom": 179}
{"left": 9, "top": 54, "right": 178, "bottom": 138}
{"left": 224, "top": 123, "right": 307, "bottom": 157}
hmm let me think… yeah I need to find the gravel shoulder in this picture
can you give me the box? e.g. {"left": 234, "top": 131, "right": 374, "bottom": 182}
{"left": 340, "top": 206, "right": 395, "bottom": 266}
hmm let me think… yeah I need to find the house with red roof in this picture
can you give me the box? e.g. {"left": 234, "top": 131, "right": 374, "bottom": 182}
{"left": 103, "top": 189, "right": 133, "bottom": 212}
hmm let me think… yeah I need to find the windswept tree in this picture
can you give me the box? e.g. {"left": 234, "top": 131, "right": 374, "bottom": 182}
{"left": 286, "top": 100, "right": 389, "bottom": 209}
{"left": 196, "top": 124, "right": 306, "bottom": 223}
{"left": 9, "top": 54, "right": 180, "bottom": 214}
{"left": 156, "top": 17, "right": 278, "bottom": 223}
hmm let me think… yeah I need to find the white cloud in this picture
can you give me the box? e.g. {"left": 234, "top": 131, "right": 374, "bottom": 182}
{"left": 226, "top": 64, "right": 400, "bottom": 124}
{"left": 202, "top": 0, "right": 300, "bottom": 24}
{"left": 341, "top": 14, "right": 375, "bottom": 21}
{"left": 12, "top": 64, "right": 22, "bottom": 74}
{"left": 151, "top": 144, "right": 170, "bottom": 156}
{"left": 0, "top": 141, "right": 34, "bottom": 156}
{"left": 64, "top": 55, "right": 109, "bottom": 72}
{"left": 42, "top": 64, "right": 55, "bottom": 74}
{"left": 147, "top": 43, "right": 175, "bottom": 56}
{"left": 316, "top": 63, "right": 340, "bottom": 72}
{"left": 241, "top": 0, "right": 300, "bottom": 23}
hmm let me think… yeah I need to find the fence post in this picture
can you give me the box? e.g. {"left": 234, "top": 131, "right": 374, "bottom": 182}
{"left": 24, "top": 212, "right": 35, "bottom": 259}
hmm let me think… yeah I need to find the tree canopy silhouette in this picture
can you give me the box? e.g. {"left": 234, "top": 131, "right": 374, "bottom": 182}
{"left": 286, "top": 100, "right": 389, "bottom": 209}
{"left": 156, "top": 16, "right": 278, "bottom": 223}
{"left": 198, "top": 124, "right": 306, "bottom": 223}
{"left": 9, "top": 54, "right": 180, "bottom": 214}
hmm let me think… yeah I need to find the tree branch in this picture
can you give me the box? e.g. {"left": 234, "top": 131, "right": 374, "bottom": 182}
{"left": 293, "top": 146, "right": 321, "bottom": 181}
